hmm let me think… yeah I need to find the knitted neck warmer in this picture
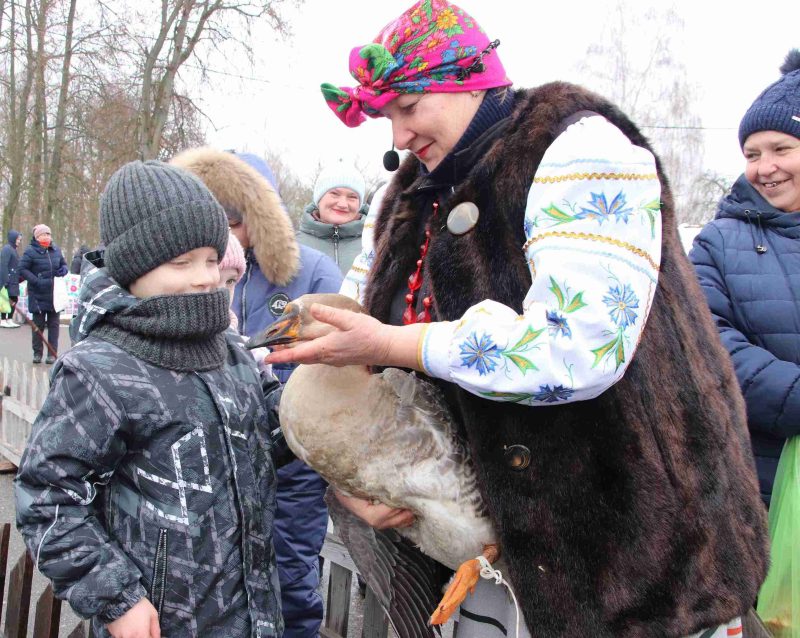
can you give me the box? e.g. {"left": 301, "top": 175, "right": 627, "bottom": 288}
{"left": 93, "top": 288, "right": 230, "bottom": 371}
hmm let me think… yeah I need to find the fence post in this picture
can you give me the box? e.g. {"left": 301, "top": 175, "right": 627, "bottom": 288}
{"left": 361, "top": 587, "right": 389, "bottom": 638}
{"left": 0, "top": 522, "right": 10, "bottom": 625}
{"left": 4, "top": 549, "right": 34, "bottom": 638}
{"left": 325, "top": 563, "right": 353, "bottom": 638}
{"left": 32, "top": 584, "right": 61, "bottom": 638}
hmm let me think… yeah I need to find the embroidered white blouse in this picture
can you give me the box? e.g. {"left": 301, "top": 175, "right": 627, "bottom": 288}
{"left": 341, "top": 115, "right": 662, "bottom": 406}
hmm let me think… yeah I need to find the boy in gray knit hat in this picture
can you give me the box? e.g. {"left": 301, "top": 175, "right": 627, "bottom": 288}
{"left": 15, "top": 160, "right": 285, "bottom": 638}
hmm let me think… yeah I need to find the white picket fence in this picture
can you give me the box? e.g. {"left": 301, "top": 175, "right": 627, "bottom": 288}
{"left": 0, "top": 357, "right": 49, "bottom": 466}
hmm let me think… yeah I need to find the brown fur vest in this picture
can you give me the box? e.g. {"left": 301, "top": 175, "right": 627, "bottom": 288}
{"left": 364, "top": 83, "right": 768, "bottom": 637}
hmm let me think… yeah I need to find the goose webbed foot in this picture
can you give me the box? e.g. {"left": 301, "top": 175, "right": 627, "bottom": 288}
{"left": 429, "top": 544, "right": 500, "bottom": 626}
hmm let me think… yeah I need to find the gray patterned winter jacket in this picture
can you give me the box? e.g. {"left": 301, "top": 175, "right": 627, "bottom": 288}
{"left": 15, "top": 266, "right": 283, "bottom": 637}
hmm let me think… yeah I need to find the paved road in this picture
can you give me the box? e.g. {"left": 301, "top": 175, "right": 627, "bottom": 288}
{"left": 0, "top": 318, "right": 72, "bottom": 365}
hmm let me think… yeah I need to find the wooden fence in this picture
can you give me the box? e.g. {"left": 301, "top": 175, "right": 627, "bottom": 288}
{"left": 0, "top": 523, "right": 89, "bottom": 638}
{"left": 0, "top": 358, "right": 49, "bottom": 468}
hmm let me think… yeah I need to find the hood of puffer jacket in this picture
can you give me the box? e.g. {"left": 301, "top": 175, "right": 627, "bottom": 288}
{"left": 717, "top": 173, "right": 800, "bottom": 222}
{"left": 70, "top": 251, "right": 137, "bottom": 344}
{"left": 300, "top": 202, "right": 367, "bottom": 239}
{"left": 715, "top": 174, "right": 800, "bottom": 252}
{"left": 6, "top": 230, "right": 20, "bottom": 248}
{"left": 170, "top": 147, "right": 299, "bottom": 286}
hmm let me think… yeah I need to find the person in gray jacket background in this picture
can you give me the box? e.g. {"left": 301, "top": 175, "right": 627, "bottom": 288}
{"left": 298, "top": 161, "right": 367, "bottom": 274}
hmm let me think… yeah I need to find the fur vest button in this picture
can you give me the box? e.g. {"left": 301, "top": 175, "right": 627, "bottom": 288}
{"left": 446, "top": 202, "right": 480, "bottom": 235}
{"left": 503, "top": 444, "right": 531, "bottom": 471}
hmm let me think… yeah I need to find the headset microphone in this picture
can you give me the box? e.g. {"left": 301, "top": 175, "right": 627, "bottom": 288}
{"left": 383, "top": 144, "right": 400, "bottom": 171}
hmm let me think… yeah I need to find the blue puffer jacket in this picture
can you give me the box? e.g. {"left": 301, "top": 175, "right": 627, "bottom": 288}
{"left": 225, "top": 154, "right": 342, "bottom": 638}
{"left": 234, "top": 244, "right": 341, "bottom": 636}
{"left": 18, "top": 237, "right": 68, "bottom": 313}
{"left": 690, "top": 174, "right": 800, "bottom": 505}
{"left": 0, "top": 230, "right": 21, "bottom": 296}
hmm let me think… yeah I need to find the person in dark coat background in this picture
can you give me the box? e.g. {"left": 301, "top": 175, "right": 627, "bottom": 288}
{"left": 18, "top": 224, "right": 68, "bottom": 364}
{"left": 690, "top": 49, "right": 800, "bottom": 507}
{"left": 0, "top": 229, "right": 22, "bottom": 328}
{"left": 70, "top": 244, "right": 89, "bottom": 275}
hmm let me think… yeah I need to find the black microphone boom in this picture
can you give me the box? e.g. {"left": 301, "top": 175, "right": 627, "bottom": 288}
{"left": 383, "top": 145, "right": 400, "bottom": 171}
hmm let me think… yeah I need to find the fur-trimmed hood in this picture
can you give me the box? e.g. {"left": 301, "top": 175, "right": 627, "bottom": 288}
{"left": 170, "top": 147, "right": 299, "bottom": 286}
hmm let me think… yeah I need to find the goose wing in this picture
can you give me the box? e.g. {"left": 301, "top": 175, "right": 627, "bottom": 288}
{"left": 326, "top": 489, "right": 451, "bottom": 638}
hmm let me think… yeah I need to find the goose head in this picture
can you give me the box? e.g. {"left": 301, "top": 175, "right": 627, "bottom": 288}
{"left": 247, "top": 293, "right": 364, "bottom": 350}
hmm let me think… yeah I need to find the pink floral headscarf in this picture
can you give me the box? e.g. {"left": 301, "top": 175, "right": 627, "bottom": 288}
{"left": 321, "top": 0, "right": 512, "bottom": 128}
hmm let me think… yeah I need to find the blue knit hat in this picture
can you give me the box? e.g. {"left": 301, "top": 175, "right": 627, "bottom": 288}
{"left": 313, "top": 161, "right": 365, "bottom": 206}
{"left": 738, "top": 49, "right": 800, "bottom": 147}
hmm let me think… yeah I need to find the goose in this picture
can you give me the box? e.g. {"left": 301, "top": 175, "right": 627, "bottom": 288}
{"left": 248, "top": 293, "right": 503, "bottom": 635}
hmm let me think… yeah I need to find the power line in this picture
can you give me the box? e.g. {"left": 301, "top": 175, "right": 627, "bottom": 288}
{"left": 183, "top": 63, "right": 274, "bottom": 85}
{"left": 641, "top": 125, "right": 736, "bottom": 131}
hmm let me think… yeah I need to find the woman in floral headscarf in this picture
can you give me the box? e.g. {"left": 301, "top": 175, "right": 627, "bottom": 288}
{"left": 268, "top": 1, "right": 768, "bottom": 637}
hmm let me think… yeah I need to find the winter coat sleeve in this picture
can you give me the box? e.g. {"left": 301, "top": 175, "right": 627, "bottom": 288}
{"left": 70, "top": 252, "right": 83, "bottom": 275}
{"left": 308, "top": 251, "right": 344, "bottom": 294}
{"left": 690, "top": 226, "right": 800, "bottom": 438}
{"left": 0, "top": 247, "right": 10, "bottom": 289}
{"left": 261, "top": 372, "right": 295, "bottom": 468}
{"left": 18, "top": 247, "right": 36, "bottom": 283}
{"left": 56, "top": 249, "right": 68, "bottom": 277}
{"left": 14, "top": 359, "right": 148, "bottom": 623}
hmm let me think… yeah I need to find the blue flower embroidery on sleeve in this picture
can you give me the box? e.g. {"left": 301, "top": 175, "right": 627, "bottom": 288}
{"left": 532, "top": 384, "right": 575, "bottom": 402}
{"left": 603, "top": 283, "right": 639, "bottom": 328}
{"left": 576, "top": 191, "right": 633, "bottom": 225}
{"left": 459, "top": 332, "right": 501, "bottom": 376}
{"left": 547, "top": 310, "right": 572, "bottom": 338}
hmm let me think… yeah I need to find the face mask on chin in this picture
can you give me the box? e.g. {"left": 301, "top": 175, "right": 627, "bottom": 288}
{"left": 37, "top": 238, "right": 51, "bottom": 248}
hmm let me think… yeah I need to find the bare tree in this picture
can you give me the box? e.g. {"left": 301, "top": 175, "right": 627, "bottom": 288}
{"left": 133, "top": 0, "right": 293, "bottom": 160}
{"left": 577, "top": 3, "right": 704, "bottom": 223}
{"left": 682, "top": 170, "right": 733, "bottom": 225}
{"left": 262, "top": 149, "right": 313, "bottom": 226}
{"left": 0, "top": 0, "right": 300, "bottom": 258}
{"left": 28, "top": 0, "right": 52, "bottom": 225}
{"left": 2, "top": 0, "right": 37, "bottom": 234}
{"left": 43, "top": 0, "right": 77, "bottom": 227}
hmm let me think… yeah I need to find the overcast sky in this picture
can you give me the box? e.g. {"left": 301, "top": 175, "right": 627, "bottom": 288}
{"left": 192, "top": 0, "right": 799, "bottom": 189}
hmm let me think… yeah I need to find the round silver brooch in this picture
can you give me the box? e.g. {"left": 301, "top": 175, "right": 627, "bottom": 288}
{"left": 446, "top": 202, "right": 479, "bottom": 235}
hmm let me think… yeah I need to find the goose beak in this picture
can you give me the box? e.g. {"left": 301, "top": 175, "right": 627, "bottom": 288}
{"left": 246, "top": 305, "right": 301, "bottom": 349}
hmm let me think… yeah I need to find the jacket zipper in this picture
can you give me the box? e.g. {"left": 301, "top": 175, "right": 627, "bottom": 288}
{"left": 196, "top": 373, "right": 258, "bottom": 622}
{"left": 151, "top": 528, "right": 168, "bottom": 616}
{"left": 333, "top": 226, "right": 340, "bottom": 266}
{"left": 241, "top": 258, "right": 253, "bottom": 334}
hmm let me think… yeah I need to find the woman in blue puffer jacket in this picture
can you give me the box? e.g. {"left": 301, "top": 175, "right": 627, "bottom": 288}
{"left": 18, "top": 224, "right": 68, "bottom": 364}
{"left": 690, "top": 49, "right": 800, "bottom": 506}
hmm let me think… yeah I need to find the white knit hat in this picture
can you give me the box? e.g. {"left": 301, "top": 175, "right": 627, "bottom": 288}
{"left": 313, "top": 161, "right": 365, "bottom": 206}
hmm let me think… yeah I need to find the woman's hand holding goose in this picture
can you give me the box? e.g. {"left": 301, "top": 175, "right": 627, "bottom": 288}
{"left": 265, "top": 301, "right": 425, "bottom": 370}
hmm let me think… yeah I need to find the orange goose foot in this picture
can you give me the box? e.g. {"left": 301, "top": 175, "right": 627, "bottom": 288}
{"left": 429, "top": 544, "right": 500, "bottom": 626}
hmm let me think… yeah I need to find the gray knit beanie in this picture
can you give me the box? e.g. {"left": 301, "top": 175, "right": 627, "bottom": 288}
{"left": 100, "top": 160, "right": 228, "bottom": 287}
{"left": 738, "top": 49, "right": 800, "bottom": 147}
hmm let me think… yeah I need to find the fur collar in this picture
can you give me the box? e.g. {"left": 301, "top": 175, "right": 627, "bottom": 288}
{"left": 171, "top": 147, "right": 299, "bottom": 285}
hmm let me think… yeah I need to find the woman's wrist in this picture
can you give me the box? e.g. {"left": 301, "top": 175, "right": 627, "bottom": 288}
{"left": 382, "top": 323, "right": 427, "bottom": 371}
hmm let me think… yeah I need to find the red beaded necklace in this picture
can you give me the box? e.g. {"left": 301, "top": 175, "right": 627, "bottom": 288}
{"left": 402, "top": 201, "right": 438, "bottom": 325}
